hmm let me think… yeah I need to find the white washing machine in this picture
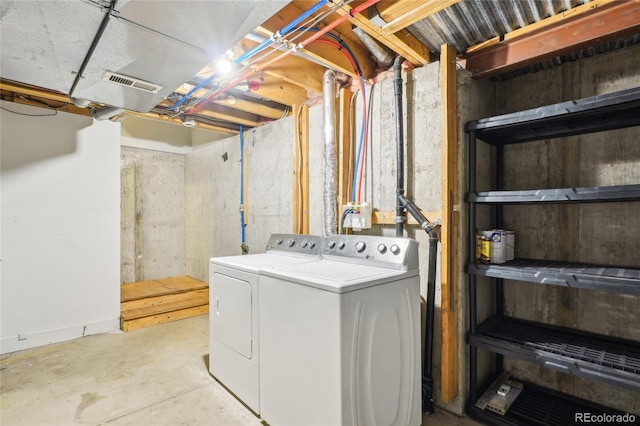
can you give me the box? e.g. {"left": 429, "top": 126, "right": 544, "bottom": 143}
{"left": 259, "top": 235, "right": 421, "bottom": 426}
{"left": 208, "top": 233, "right": 324, "bottom": 414}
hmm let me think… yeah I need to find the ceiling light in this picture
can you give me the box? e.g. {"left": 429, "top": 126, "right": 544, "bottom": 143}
{"left": 215, "top": 57, "right": 233, "bottom": 75}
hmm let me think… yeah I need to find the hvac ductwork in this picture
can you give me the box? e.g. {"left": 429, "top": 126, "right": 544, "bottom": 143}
{"left": 92, "top": 105, "right": 125, "bottom": 121}
{"left": 352, "top": 26, "right": 394, "bottom": 68}
{"left": 322, "top": 70, "right": 338, "bottom": 236}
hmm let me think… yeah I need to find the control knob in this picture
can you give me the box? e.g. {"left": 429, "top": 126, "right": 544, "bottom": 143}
{"left": 301, "top": 241, "right": 308, "bottom": 248}
{"left": 355, "top": 241, "right": 367, "bottom": 253}
{"left": 309, "top": 241, "right": 316, "bottom": 249}
{"left": 328, "top": 241, "right": 336, "bottom": 249}
{"left": 338, "top": 241, "right": 346, "bottom": 250}
{"left": 287, "top": 239, "right": 295, "bottom": 247}
{"left": 276, "top": 238, "right": 283, "bottom": 245}
{"left": 377, "top": 244, "right": 387, "bottom": 254}
{"left": 390, "top": 244, "right": 401, "bottom": 255}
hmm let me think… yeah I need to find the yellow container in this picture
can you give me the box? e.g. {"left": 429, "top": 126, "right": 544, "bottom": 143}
{"left": 476, "top": 235, "right": 491, "bottom": 263}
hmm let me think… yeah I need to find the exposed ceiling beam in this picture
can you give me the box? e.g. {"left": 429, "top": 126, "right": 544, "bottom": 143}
{"left": 197, "top": 105, "right": 263, "bottom": 128}
{"left": 1, "top": 90, "right": 93, "bottom": 116}
{"left": 246, "top": 73, "right": 309, "bottom": 106}
{"left": 463, "top": 0, "right": 640, "bottom": 79}
{"left": 174, "top": 82, "right": 287, "bottom": 120}
{"left": 377, "top": 0, "right": 460, "bottom": 34}
{"left": 210, "top": 97, "right": 287, "bottom": 120}
{"left": 126, "top": 111, "right": 238, "bottom": 134}
{"left": 237, "top": 38, "right": 325, "bottom": 93}
{"left": 256, "top": 3, "right": 377, "bottom": 78}
{"left": 335, "top": 3, "right": 431, "bottom": 65}
{"left": 1, "top": 80, "right": 71, "bottom": 104}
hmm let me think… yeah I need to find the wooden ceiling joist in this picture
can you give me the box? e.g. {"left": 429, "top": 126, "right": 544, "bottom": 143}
{"left": 237, "top": 39, "right": 325, "bottom": 93}
{"left": 464, "top": 0, "right": 640, "bottom": 79}
{"left": 175, "top": 82, "right": 287, "bottom": 120}
{"left": 377, "top": 0, "right": 460, "bottom": 34}
{"left": 257, "top": 4, "right": 377, "bottom": 79}
{"left": 126, "top": 111, "right": 238, "bottom": 134}
{"left": 209, "top": 96, "right": 286, "bottom": 120}
{"left": 335, "top": 4, "right": 431, "bottom": 65}
{"left": 247, "top": 73, "right": 309, "bottom": 106}
{"left": 198, "top": 105, "right": 263, "bottom": 128}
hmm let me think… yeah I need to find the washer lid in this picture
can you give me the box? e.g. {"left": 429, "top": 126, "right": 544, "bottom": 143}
{"left": 260, "top": 260, "right": 418, "bottom": 294}
{"left": 210, "top": 253, "right": 316, "bottom": 273}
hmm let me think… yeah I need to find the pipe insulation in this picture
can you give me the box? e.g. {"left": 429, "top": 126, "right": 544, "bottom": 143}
{"left": 322, "top": 70, "right": 338, "bottom": 236}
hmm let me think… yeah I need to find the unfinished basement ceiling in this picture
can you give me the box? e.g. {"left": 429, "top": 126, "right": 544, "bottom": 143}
{"left": 1, "top": 0, "right": 639, "bottom": 135}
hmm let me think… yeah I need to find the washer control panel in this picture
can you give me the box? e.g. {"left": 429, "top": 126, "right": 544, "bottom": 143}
{"left": 322, "top": 235, "right": 418, "bottom": 270}
{"left": 266, "top": 233, "right": 324, "bottom": 256}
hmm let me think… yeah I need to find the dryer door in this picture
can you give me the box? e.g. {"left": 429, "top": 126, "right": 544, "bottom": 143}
{"left": 211, "top": 273, "right": 252, "bottom": 359}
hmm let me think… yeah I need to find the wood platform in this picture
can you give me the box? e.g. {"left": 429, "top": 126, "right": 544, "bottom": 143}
{"left": 120, "top": 276, "right": 209, "bottom": 332}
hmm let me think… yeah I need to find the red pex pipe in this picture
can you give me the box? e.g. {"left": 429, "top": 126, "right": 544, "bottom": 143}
{"left": 187, "top": 0, "right": 381, "bottom": 114}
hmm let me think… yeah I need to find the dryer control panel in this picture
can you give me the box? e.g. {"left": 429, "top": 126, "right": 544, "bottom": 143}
{"left": 266, "top": 233, "right": 324, "bottom": 256}
{"left": 322, "top": 235, "right": 419, "bottom": 270}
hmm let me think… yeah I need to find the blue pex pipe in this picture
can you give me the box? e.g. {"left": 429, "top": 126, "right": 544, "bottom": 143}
{"left": 240, "top": 125, "right": 245, "bottom": 244}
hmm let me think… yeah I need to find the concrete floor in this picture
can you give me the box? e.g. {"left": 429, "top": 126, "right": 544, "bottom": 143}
{"left": 1, "top": 315, "right": 479, "bottom": 426}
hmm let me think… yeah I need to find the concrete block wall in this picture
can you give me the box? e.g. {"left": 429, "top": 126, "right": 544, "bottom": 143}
{"left": 487, "top": 44, "right": 640, "bottom": 413}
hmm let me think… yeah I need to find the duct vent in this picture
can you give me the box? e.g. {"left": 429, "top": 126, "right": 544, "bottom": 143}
{"left": 103, "top": 71, "right": 162, "bottom": 94}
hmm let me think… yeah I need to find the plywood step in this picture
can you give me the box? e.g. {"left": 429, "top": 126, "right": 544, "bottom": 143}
{"left": 121, "top": 275, "right": 208, "bottom": 302}
{"left": 120, "top": 275, "right": 208, "bottom": 332}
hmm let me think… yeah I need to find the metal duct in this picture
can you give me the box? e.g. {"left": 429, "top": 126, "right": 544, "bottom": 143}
{"left": 92, "top": 105, "right": 125, "bottom": 120}
{"left": 322, "top": 70, "right": 338, "bottom": 236}
{"left": 352, "top": 26, "right": 394, "bottom": 68}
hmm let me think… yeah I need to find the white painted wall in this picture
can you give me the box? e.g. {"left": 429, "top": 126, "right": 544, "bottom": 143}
{"left": 121, "top": 116, "right": 192, "bottom": 154}
{"left": 1, "top": 102, "right": 121, "bottom": 354}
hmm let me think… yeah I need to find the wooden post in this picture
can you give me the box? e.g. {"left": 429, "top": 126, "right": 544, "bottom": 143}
{"left": 440, "top": 43, "right": 459, "bottom": 402}
{"left": 338, "top": 89, "right": 353, "bottom": 212}
{"left": 293, "top": 104, "right": 310, "bottom": 234}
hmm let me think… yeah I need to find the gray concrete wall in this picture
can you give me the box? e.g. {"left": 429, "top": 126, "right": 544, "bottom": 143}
{"left": 121, "top": 147, "right": 186, "bottom": 283}
{"left": 185, "top": 117, "right": 294, "bottom": 282}
{"left": 488, "top": 44, "right": 640, "bottom": 413}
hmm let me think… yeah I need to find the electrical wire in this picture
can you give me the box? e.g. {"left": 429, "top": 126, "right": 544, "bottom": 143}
{"left": 340, "top": 208, "right": 355, "bottom": 234}
{"left": 0, "top": 95, "right": 66, "bottom": 117}
{"left": 0, "top": 106, "right": 57, "bottom": 117}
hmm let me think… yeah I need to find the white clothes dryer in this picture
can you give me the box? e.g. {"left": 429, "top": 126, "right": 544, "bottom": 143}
{"left": 258, "top": 235, "right": 421, "bottom": 426}
{"left": 208, "top": 233, "right": 324, "bottom": 414}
